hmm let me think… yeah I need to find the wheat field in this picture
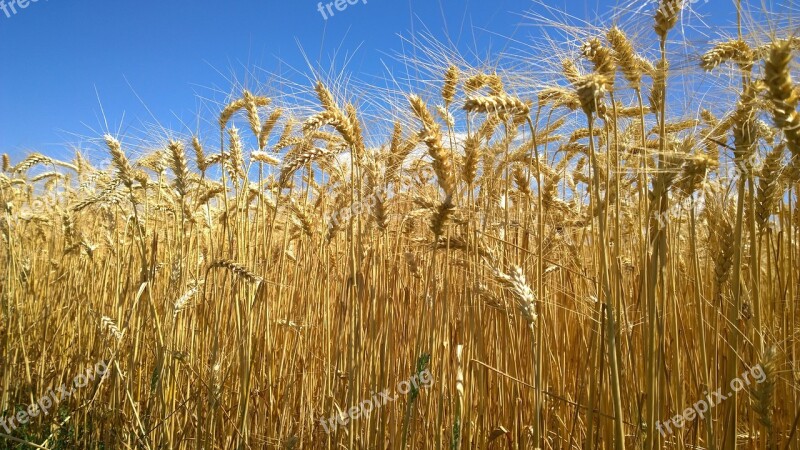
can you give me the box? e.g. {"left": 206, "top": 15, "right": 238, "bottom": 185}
{"left": 1, "top": 1, "right": 800, "bottom": 449}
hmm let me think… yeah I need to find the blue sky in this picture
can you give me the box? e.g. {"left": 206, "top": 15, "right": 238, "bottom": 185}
{"left": 0, "top": 0, "right": 747, "bottom": 162}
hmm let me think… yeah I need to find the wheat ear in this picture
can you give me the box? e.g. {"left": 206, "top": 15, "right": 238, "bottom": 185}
{"left": 220, "top": 97, "right": 247, "bottom": 130}
{"left": 259, "top": 108, "right": 283, "bottom": 150}
{"left": 756, "top": 144, "right": 786, "bottom": 230}
{"left": 429, "top": 196, "right": 455, "bottom": 237}
{"left": 251, "top": 151, "right": 281, "bottom": 166}
{"left": 100, "top": 316, "right": 124, "bottom": 341}
{"left": 765, "top": 40, "right": 800, "bottom": 157}
{"left": 209, "top": 259, "right": 262, "bottom": 283}
{"left": 463, "top": 94, "right": 530, "bottom": 116}
{"left": 104, "top": 135, "right": 134, "bottom": 187}
{"left": 607, "top": 26, "right": 643, "bottom": 89}
{"left": 11, "top": 153, "right": 53, "bottom": 174}
{"left": 243, "top": 90, "right": 270, "bottom": 139}
{"left": 654, "top": 0, "right": 682, "bottom": 40}
{"left": 492, "top": 265, "right": 537, "bottom": 326}
{"left": 168, "top": 140, "right": 190, "bottom": 197}
{"left": 752, "top": 346, "right": 777, "bottom": 446}
{"left": 409, "top": 94, "right": 456, "bottom": 197}
{"left": 700, "top": 39, "right": 754, "bottom": 72}
{"left": 582, "top": 37, "right": 616, "bottom": 90}
{"left": 442, "top": 65, "right": 459, "bottom": 107}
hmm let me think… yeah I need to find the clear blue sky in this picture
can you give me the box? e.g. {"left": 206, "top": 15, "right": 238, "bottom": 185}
{"left": 0, "top": 0, "right": 743, "bottom": 162}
